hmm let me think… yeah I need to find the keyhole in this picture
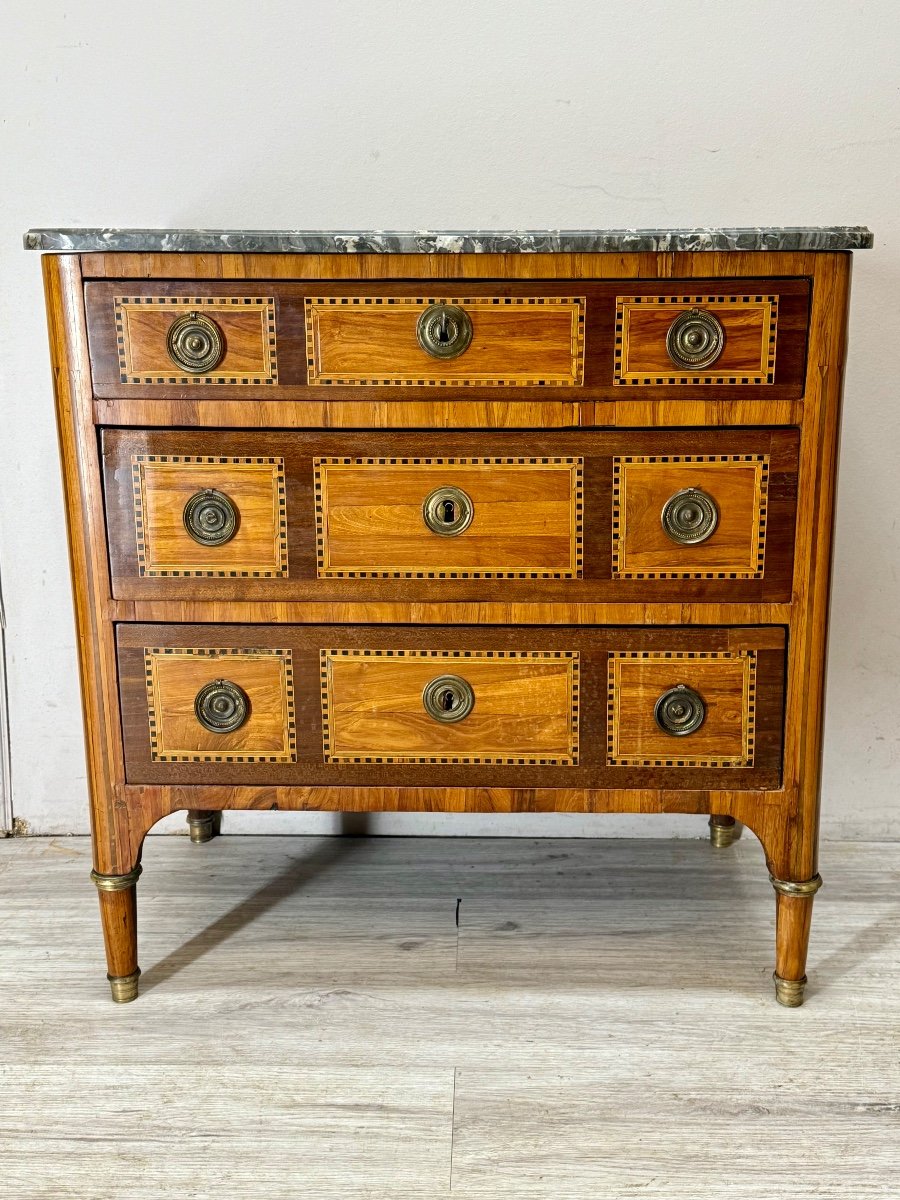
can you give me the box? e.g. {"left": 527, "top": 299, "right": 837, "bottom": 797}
{"left": 441, "top": 499, "right": 456, "bottom": 524}
{"left": 441, "top": 689, "right": 456, "bottom": 712}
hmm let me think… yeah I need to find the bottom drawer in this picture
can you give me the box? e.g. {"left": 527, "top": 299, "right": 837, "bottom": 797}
{"left": 117, "top": 624, "right": 785, "bottom": 789}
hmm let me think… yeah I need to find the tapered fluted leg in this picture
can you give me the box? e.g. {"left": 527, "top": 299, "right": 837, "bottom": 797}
{"left": 187, "top": 809, "right": 221, "bottom": 844}
{"left": 91, "top": 865, "right": 142, "bottom": 1002}
{"left": 708, "top": 815, "right": 742, "bottom": 847}
{"left": 771, "top": 873, "right": 823, "bottom": 1006}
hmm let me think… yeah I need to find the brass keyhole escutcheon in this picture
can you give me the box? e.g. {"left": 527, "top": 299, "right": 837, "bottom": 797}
{"left": 166, "top": 310, "right": 225, "bottom": 374}
{"left": 416, "top": 303, "right": 473, "bottom": 359}
{"left": 661, "top": 487, "right": 718, "bottom": 545}
{"left": 422, "top": 485, "right": 474, "bottom": 537}
{"left": 654, "top": 683, "right": 706, "bottom": 737}
{"left": 422, "top": 675, "right": 475, "bottom": 724}
{"left": 183, "top": 488, "right": 238, "bottom": 546}
{"left": 665, "top": 308, "right": 725, "bottom": 370}
{"left": 194, "top": 679, "right": 249, "bottom": 734}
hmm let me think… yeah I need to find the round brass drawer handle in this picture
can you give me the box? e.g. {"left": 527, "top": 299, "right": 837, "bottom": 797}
{"left": 661, "top": 487, "right": 718, "bottom": 545}
{"left": 166, "top": 310, "right": 225, "bottom": 374}
{"left": 422, "top": 674, "right": 475, "bottom": 724}
{"left": 665, "top": 308, "right": 724, "bottom": 370}
{"left": 654, "top": 683, "right": 706, "bottom": 737}
{"left": 416, "top": 303, "right": 473, "bottom": 360}
{"left": 183, "top": 488, "right": 238, "bottom": 546}
{"left": 422, "top": 485, "right": 474, "bottom": 537}
{"left": 195, "top": 679, "right": 249, "bottom": 734}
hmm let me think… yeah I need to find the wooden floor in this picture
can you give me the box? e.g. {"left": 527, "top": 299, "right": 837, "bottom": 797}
{"left": 0, "top": 834, "right": 897, "bottom": 1198}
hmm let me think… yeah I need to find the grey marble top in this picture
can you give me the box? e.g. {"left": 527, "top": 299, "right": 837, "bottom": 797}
{"left": 23, "top": 226, "right": 873, "bottom": 254}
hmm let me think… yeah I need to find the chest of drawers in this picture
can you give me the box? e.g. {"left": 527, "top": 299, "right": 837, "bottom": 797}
{"left": 27, "top": 225, "right": 872, "bottom": 1006}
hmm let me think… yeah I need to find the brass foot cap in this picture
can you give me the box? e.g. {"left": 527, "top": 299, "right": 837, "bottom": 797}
{"left": 108, "top": 968, "right": 141, "bottom": 1003}
{"left": 773, "top": 972, "right": 807, "bottom": 1008}
{"left": 187, "top": 812, "right": 218, "bottom": 844}
{"left": 708, "top": 817, "right": 741, "bottom": 848}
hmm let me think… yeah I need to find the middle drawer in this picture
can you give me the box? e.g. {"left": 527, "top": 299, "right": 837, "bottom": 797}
{"left": 103, "top": 429, "right": 799, "bottom": 602}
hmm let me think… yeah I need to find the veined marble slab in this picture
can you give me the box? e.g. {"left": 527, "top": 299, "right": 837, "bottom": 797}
{"left": 23, "top": 226, "right": 873, "bottom": 253}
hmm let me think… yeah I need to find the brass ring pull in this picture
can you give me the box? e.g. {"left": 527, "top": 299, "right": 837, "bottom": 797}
{"left": 422, "top": 675, "right": 475, "bottom": 723}
{"left": 422, "top": 486, "right": 474, "bottom": 536}
{"left": 183, "top": 489, "right": 238, "bottom": 546}
{"left": 166, "top": 310, "right": 225, "bottom": 373}
{"left": 416, "top": 303, "right": 473, "bottom": 359}
{"left": 195, "top": 679, "right": 249, "bottom": 734}
{"left": 661, "top": 487, "right": 718, "bottom": 545}
{"left": 654, "top": 683, "right": 706, "bottom": 737}
{"left": 665, "top": 308, "right": 724, "bottom": 370}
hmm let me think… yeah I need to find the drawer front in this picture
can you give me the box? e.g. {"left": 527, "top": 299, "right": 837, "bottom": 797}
{"left": 103, "top": 429, "right": 798, "bottom": 601}
{"left": 84, "top": 278, "right": 809, "bottom": 399}
{"left": 118, "top": 624, "right": 785, "bottom": 789}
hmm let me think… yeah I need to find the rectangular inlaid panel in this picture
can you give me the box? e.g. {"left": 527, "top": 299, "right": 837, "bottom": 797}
{"left": 608, "top": 651, "right": 756, "bottom": 767}
{"left": 305, "top": 295, "right": 585, "bottom": 386}
{"left": 321, "top": 649, "right": 579, "bottom": 765}
{"left": 117, "top": 624, "right": 785, "bottom": 791}
{"left": 614, "top": 294, "right": 777, "bottom": 385}
{"left": 143, "top": 646, "right": 296, "bottom": 763}
{"left": 315, "top": 457, "right": 583, "bottom": 579}
{"left": 131, "top": 455, "right": 288, "bottom": 577}
{"left": 103, "top": 429, "right": 799, "bottom": 603}
{"left": 612, "top": 455, "right": 767, "bottom": 579}
{"left": 114, "top": 296, "right": 277, "bottom": 385}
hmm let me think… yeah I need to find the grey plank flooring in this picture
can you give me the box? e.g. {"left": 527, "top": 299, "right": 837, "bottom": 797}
{"left": 0, "top": 834, "right": 897, "bottom": 1198}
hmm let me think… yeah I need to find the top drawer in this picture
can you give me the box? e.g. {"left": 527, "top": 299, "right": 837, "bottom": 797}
{"left": 83, "top": 279, "right": 810, "bottom": 400}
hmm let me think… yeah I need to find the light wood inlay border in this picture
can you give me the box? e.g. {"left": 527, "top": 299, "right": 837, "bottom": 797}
{"left": 131, "top": 455, "right": 289, "bottom": 578}
{"left": 144, "top": 646, "right": 296, "bottom": 763}
{"left": 115, "top": 295, "right": 278, "bottom": 385}
{"left": 611, "top": 454, "right": 769, "bottom": 579}
{"left": 320, "top": 648, "right": 580, "bottom": 766}
{"left": 607, "top": 650, "right": 757, "bottom": 768}
{"left": 614, "top": 294, "right": 778, "bottom": 385}
{"left": 313, "top": 456, "right": 584, "bottom": 579}
{"left": 304, "top": 295, "right": 586, "bottom": 386}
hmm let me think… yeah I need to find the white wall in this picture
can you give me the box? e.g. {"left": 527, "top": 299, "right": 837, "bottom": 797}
{"left": 1, "top": 0, "right": 897, "bottom": 839}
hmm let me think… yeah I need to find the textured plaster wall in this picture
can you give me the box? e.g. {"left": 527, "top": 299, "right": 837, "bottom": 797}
{"left": 0, "top": 0, "right": 897, "bottom": 838}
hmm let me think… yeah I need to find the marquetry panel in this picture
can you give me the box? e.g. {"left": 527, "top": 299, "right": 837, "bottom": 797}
{"left": 320, "top": 648, "right": 580, "bottom": 765}
{"left": 614, "top": 294, "right": 778, "bottom": 385}
{"left": 612, "top": 455, "right": 768, "bottom": 578}
{"left": 117, "top": 623, "right": 784, "bottom": 789}
{"left": 84, "top": 277, "right": 809, "bottom": 401}
{"left": 607, "top": 650, "right": 757, "bottom": 767}
{"left": 314, "top": 457, "right": 583, "bottom": 579}
{"left": 130, "top": 455, "right": 288, "bottom": 577}
{"left": 304, "top": 295, "right": 585, "bottom": 386}
{"left": 114, "top": 295, "right": 277, "bottom": 384}
{"left": 104, "top": 428, "right": 797, "bottom": 602}
{"left": 143, "top": 646, "right": 296, "bottom": 763}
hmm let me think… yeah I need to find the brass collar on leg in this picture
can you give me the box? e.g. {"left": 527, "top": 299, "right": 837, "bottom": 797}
{"left": 91, "top": 864, "right": 143, "bottom": 892}
{"left": 187, "top": 811, "right": 217, "bottom": 844}
{"left": 773, "top": 972, "right": 807, "bottom": 1007}
{"left": 769, "top": 873, "right": 823, "bottom": 898}
{"left": 108, "top": 968, "right": 141, "bottom": 1003}
{"left": 708, "top": 816, "right": 741, "bottom": 848}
